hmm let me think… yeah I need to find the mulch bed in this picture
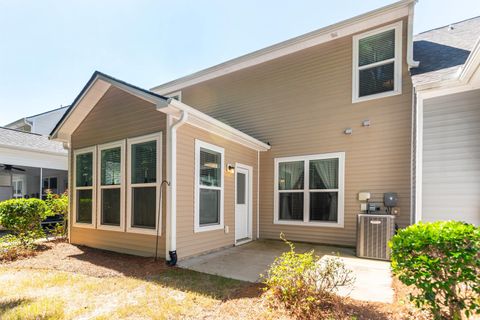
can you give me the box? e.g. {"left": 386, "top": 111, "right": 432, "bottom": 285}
{"left": 1, "top": 240, "right": 169, "bottom": 278}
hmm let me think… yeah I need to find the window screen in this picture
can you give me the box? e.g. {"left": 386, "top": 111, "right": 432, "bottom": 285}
{"left": 76, "top": 153, "right": 93, "bottom": 187}
{"left": 101, "top": 147, "right": 121, "bottom": 185}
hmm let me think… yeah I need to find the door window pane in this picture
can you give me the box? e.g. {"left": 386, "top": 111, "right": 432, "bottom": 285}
{"left": 200, "top": 148, "right": 221, "bottom": 187}
{"left": 359, "top": 29, "right": 395, "bottom": 66}
{"left": 309, "top": 158, "right": 338, "bottom": 189}
{"left": 101, "top": 147, "right": 121, "bottom": 185}
{"left": 132, "top": 187, "right": 156, "bottom": 228}
{"left": 50, "top": 177, "right": 58, "bottom": 189}
{"left": 279, "top": 192, "right": 304, "bottom": 220}
{"left": 102, "top": 188, "right": 120, "bottom": 226}
{"left": 199, "top": 189, "right": 220, "bottom": 225}
{"left": 76, "top": 153, "right": 93, "bottom": 187}
{"left": 278, "top": 161, "right": 304, "bottom": 190}
{"left": 310, "top": 192, "right": 338, "bottom": 222}
{"left": 132, "top": 141, "right": 157, "bottom": 184}
{"left": 76, "top": 189, "right": 92, "bottom": 223}
{"left": 236, "top": 172, "right": 246, "bottom": 205}
{"left": 359, "top": 62, "right": 394, "bottom": 97}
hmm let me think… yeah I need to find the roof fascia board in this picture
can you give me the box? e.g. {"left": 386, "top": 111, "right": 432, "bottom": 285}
{"left": 164, "top": 99, "right": 270, "bottom": 151}
{"left": 151, "top": 0, "right": 412, "bottom": 94}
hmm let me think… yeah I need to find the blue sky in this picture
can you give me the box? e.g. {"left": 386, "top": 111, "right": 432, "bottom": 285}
{"left": 0, "top": 0, "right": 478, "bottom": 125}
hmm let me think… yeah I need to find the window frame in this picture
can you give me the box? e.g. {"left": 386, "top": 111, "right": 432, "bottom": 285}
{"left": 126, "top": 132, "right": 162, "bottom": 235}
{"left": 96, "top": 140, "right": 126, "bottom": 232}
{"left": 72, "top": 146, "right": 97, "bottom": 229}
{"left": 352, "top": 21, "right": 403, "bottom": 103}
{"left": 273, "top": 152, "right": 345, "bottom": 228}
{"left": 194, "top": 139, "right": 225, "bottom": 233}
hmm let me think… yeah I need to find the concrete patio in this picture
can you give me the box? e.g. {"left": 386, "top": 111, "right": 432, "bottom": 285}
{"left": 179, "top": 239, "right": 393, "bottom": 303}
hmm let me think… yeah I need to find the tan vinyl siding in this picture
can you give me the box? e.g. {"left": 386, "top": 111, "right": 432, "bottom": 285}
{"left": 422, "top": 89, "right": 480, "bottom": 225}
{"left": 70, "top": 86, "right": 167, "bottom": 257}
{"left": 177, "top": 18, "right": 412, "bottom": 246}
{"left": 176, "top": 123, "right": 258, "bottom": 259}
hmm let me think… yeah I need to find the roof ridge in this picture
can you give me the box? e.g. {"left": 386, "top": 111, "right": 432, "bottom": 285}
{"left": 415, "top": 15, "right": 480, "bottom": 36}
{"left": 0, "top": 126, "right": 43, "bottom": 136}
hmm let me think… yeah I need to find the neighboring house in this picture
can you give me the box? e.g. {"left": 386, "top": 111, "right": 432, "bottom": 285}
{"left": 5, "top": 106, "right": 69, "bottom": 135}
{"left": 0, "top": 127, "right": 68, "bottom": 201}
{"left": 50, "top": 0, "right": 479, "bottom": 262}
{"left": 412, "top": 17, "right": 480, "bottom": 225}
{"left": 0, "top": 107, "right": 69, "bottom": 201}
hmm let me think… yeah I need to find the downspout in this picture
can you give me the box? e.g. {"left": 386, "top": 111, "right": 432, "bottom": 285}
{"left": 407, "top": 1, "right": 420, "bottom": 69}
{"left": 166, "top": 108, "right": 188, "bottom": 265}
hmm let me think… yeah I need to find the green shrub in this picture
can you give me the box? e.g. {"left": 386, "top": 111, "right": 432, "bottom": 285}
{"left": 0, "top": 198, "right": 50, "bottom": 242}
{"left": 262, "top": 234, "right": 355, "bottom": 317}
{"left": 390, "top": 221, "right": 480, "bottom": 320}
{"left": 45, "top": 192, "right": 69, "bottom": 238}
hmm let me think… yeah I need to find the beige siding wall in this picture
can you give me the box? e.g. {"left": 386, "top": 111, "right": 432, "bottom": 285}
{"left": 176, "top": 123, "right": 258, "bottom": 258}
{"left": 422, "top": 89, "right": 480, "bottom": 225}
{"left": 176, "top": 18, "right": 412, "bottom": 247}
{"left": 70, "top": 86, "right": 167, "bottom": 257}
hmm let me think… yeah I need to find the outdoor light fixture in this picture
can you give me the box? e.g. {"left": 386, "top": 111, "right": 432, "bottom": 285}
{"left": 344, "top": 128, "right": 353, "bottom": 135}
{"left": 226, "top": 164, "right": 235, "bottom": 173}
{"left": 362, "top": 119, "right": 371, "bottom": 127}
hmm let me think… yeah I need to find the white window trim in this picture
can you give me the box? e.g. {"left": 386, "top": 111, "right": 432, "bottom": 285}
{"left": 126, "top": 132, "right": 163, "bottom": 235}
{"left": 273, "top": 152, "right": 345, "bottom": 228}
{"left": 194, "top": 139, "right": 225, "bottom": 233}
{"left": 165, "top": 90, "right": 182, "bottom": 102}
{"left": 12, "top": 175, "right": 26, "bottom": 198}
{"left": 96, "top": 140, "right": 126, "bottom": 232}
{"left": 72, "top": 146, "right": 97, "bottom": 229}
{"left": 352, "top": 21, "right": 403, "bottom": 103}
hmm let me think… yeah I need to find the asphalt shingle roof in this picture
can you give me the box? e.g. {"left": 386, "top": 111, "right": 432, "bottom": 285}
{"left": 0, "top": 127, "right": 66, "bottom": 154}
{"left": 412, "top": 16, "right": 480, "bottom": 86}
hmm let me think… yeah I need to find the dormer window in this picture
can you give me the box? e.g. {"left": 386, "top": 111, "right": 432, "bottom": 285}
{"left": 352, "top": 21, "right": 402, "bottom": 103}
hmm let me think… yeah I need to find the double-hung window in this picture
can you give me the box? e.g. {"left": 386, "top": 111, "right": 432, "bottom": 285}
{"left": 73, "top": 147, "right": 96, "bottom": 228}
{"left": 194, "top": 140, "right": 224, "bottom": 232}
{"left": 127, "top": 133, "right": 162, "bottom": 234}
{"left": 274, "top": 152, "right": 345, "bottom": 227}
{"left": 352, "top": 21, "right": 402, "bottom": 103}
{"left": 97, "top": 140, "right": 125, "bottom": 231}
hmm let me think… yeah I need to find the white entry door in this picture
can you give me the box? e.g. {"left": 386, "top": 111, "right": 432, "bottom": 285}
{"left": 235, "top": 164, "right": 252, "bottom": 243}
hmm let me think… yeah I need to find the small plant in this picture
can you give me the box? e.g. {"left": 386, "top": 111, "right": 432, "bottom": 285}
{"left": 262, "top": 234, "right": 355, "bottom": 317}
{"left": 390, "top": 221, "right": 480, "bottom": 320}
{"left": 0, "top": 198, "right": 51, "bottom": 244}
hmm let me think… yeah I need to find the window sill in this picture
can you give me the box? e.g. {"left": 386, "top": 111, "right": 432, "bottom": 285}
{"left": 274, "top": 220, "right": 344, "bottom": 228}
{"left": 72, "top": 222, "right": 96, "bottom": 229}
{"left": 352, "top": 89, "right": 401, "bottom": 104}
{"left": 97, "top": 224, "right": 124, "bottom": 232}
{"left": 194, "top": 224, "right": 224, "bottom": 233}
{"left": 126, "top": 226, "right": 160, "bottom": 236}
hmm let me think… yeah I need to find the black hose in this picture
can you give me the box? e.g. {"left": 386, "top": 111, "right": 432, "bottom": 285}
{"left": 154, "top": 180, "right": 170, "bottom": 261}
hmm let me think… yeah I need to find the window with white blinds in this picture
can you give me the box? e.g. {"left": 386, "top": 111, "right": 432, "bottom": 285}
{"left": 352, "top": 21, "right": 402, "bottom": 103}
{"left": 195, "top": 140, "right": 224, "bottom": 232}
{"left": 97, "top": 140, "right": 125, "bottom": 231}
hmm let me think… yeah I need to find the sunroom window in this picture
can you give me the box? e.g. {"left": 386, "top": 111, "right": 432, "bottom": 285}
{"left": 352, "top": 22, "right": 402, "bottom": 102}
{"left": 74, "top": 147, "right": 96, "bottom": 226}
{"left": 275, "top": 152, "right": 344, "bottom": 227}
{"left": 195, "top": 140, "right": 224, "bottom": 232}
{"left": 98, "top": 141, "right": 124, "bottom": 230}
{"left": 127, "top": 133, "right": 161, "bottom": 234}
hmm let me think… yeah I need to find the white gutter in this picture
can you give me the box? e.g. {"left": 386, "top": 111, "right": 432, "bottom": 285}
{"left": 165, "top": 106, "right": 188, "bottom": 261}
{"left": 407, "top": 1, "right": 420, "bottom": 69}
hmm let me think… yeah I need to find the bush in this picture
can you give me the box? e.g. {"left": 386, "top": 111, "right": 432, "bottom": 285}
{"left": 45, "top": 191, "right": 69, "bottom": 238}
{"left": 0, "top": 234, "right": 38, "bottom": 261}
{"left": 390, "top": 221, "right": 480, "bottom": 320}
{"left": 0, "top": 198, "right": 50, "bottom": 243}
{"left": 262, "top": 234, "right": 355, "bottom": 317}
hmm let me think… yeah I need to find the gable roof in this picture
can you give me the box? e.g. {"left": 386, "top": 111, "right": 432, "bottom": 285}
{"left": 151, "top": 0, "right": 414, "bottom": 95}
{"left": 412, "top": 16, "right": 480, "bottom": 86}
{"left": 50, "top": 71, "right": 270, "bottom": 151}
{"left": 0, "top": 127, "right": 66, "bottom": 155}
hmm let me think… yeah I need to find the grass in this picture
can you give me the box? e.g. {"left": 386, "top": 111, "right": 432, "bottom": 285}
{"left": 0, "top": 268, "right": 268, "bottom": 320}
